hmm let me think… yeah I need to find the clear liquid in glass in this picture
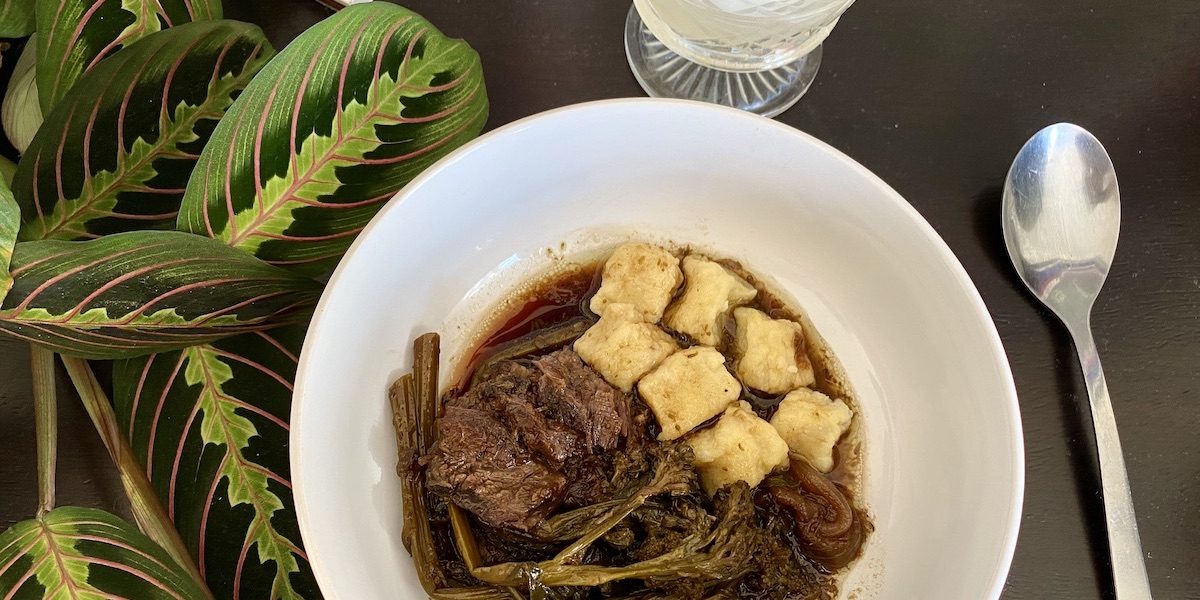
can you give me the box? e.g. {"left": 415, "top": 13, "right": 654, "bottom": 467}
{"left": 632, "top": 0, "right": 856, "bottom": 72}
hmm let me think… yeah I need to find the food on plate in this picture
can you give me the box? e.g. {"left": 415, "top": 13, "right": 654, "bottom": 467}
{"left": 664, "top": 255, "right": 757, "bottom": 345}
{"left": 764, "top": 459, "right": 867, "bottom": 570}
{"left": 637, "top": 346, "right": 741, "bottom": 441}
{"left": 423, "top": 349, "right": 633, "bottom": 531}
{"left": 734, "top": 306, "right": 817, "bottom": 394}
{"left": 687, "top": 402, "right": 790, "bottom": 494}
{"left": 588, "top": 242, "right": 682, "bottom": 322}
{"left": 771, "top": 387, "right": 854, "bottom": 473}
{"left": 389, "top": 241, "right": 869, "bottom": 599}
{"left": 574, "top": 302, "right": 678, "bottom": 391}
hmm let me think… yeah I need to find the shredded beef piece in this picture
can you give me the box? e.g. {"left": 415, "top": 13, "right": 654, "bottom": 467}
{"left": 423, "top": 405, "right": 565, "bottom": 532}
{"left": 533, "top": 350, "right": 629, "bottom": 452}
{"left": 453, "top": 361, "right": 581, "bottom": 466}
{"left": 423, "top": 348, "right": 636, "bottom": 532}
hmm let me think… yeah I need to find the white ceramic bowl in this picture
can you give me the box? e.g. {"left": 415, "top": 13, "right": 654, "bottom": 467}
{"left": 291, "top": 99, "right": 1023, "bottom": 599}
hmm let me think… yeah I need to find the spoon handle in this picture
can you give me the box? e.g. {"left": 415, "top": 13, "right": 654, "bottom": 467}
{"left": 1069, "top": 322, "right": 1153, "bottom": 599}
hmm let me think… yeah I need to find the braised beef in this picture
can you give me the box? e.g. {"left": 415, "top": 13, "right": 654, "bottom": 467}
{"left": 533, "top": 349, "right": 629, "bottom": 452}
{"left": 423, "top": 405, "right": 565, "bottom": 532}
{"left": 449, "top": 360, "right": 580, "bottom": 466}
{"left": 423, "top": 348, "right": 635, "bottom": 531}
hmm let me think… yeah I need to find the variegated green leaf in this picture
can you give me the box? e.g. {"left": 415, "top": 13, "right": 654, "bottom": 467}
{"left": 0, "top": 176, "right": 19, "bottom": 302}
{"left": 178, "top": 2, "right": 487, "bottom": 275}
{"left": 0, "top": 506, "right": 208, "bottom": 599}
{"left": 0, "top": 0, "right": 34, "bottom": 38}
{"left": 115, "top": 324, "right": 320, "bottom": 599}
{"left": 0, "top": 230, "right": 319, "bottom": 358}
{"left": 2, "top": 35, "right": 43, "bottom": 154}
{"left": 15, "top": 20, "right": 272, "bottom": 241}
{"left": 36, "top": 0, "right": 222, "bottom": 113}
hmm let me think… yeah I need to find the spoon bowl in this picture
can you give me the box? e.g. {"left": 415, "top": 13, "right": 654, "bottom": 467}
{"left": 1002, "top": 123, "right": 1120, "bottom": 325}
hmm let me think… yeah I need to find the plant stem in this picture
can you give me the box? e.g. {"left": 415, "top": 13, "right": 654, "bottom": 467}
{"left": 30, "top": 345, "right": 56, "bottom": 516}
{"left": 61, "top": 355, "right": 214, "bottom": 600}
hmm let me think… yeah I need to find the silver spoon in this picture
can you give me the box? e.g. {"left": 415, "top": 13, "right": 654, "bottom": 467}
{"left": 1002, "top": 123, "right": 1152, "bottom": 599}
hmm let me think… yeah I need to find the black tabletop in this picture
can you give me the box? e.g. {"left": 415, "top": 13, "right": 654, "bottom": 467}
{"left": 1, "top": 1, "right": 1197, "bottom": 598}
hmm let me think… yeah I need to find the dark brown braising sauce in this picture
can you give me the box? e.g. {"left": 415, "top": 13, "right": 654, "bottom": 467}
{"left": 443, "top": 253, "right": 868, "bottom": 597}
{"left": 452, "top": 264, "right": 603, "bottom": 395}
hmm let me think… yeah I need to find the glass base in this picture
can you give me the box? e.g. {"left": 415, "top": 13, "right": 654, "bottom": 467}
{"left": 623, "top": 5, "right": 821, "bottom": 118}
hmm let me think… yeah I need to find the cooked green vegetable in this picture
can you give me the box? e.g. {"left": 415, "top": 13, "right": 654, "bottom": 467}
{"left": 389, "top": 333, "right": 511, "bottom": 600}
{"left": 533, "top": 500, "right": 625, "bottom": 542}
{"left": 472, "top": 482, "right": 758, "bottom": 588}
{"left": 470, "top": 317, "right": 591, "bottom": 388}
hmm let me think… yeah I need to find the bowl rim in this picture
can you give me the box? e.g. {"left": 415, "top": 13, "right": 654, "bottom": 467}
{"left": 290, "top": 97, "right": 1025, "bottom": 599}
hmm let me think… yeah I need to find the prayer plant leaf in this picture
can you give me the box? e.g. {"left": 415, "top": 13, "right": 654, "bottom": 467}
{"left": 177, "top": 1, "right": 487, "bottom": 275}
{"left": 114, "top": 324, "right": 320, "bottom": 599}
{"left": 0, "top": 230, "right": 319, "bottom": 358}
{"left": 0, "top": 506, "right": 209, "bottom": 599}
{"left": 15, "top": 19, "right": 273, "bottom": 241}
{"left": 35, "top": 0, "right": 222, "bottom": 114}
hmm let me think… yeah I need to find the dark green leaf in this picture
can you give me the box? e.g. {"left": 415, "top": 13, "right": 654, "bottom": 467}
{"left": 177, "top": 2, "right": 488, "bottom": 275}
{"left": 0, "top": 0, "right": 35, "bottom": 38}
{"left": 2, "top": 36, "right": 43, "bottom": 155}
{"left": 16, "top": 20, "right": 273, "bottom": 241}
{"left": 0, "top": 230, "right": 319, "bottom": 358}
{"left": 0, "top": 156, "right": 15, "bottom": 186}
{"left": 114, "top": 324, "right": 321, "bottom": 599}
{"left": 36, "top": 0, "right": 222, "bottom": 114}
{"left": 0, "top": 177, "right": 18, "bottom": 302}
{"left": 0, "top": 506, "right": 209, "bottom": 599}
